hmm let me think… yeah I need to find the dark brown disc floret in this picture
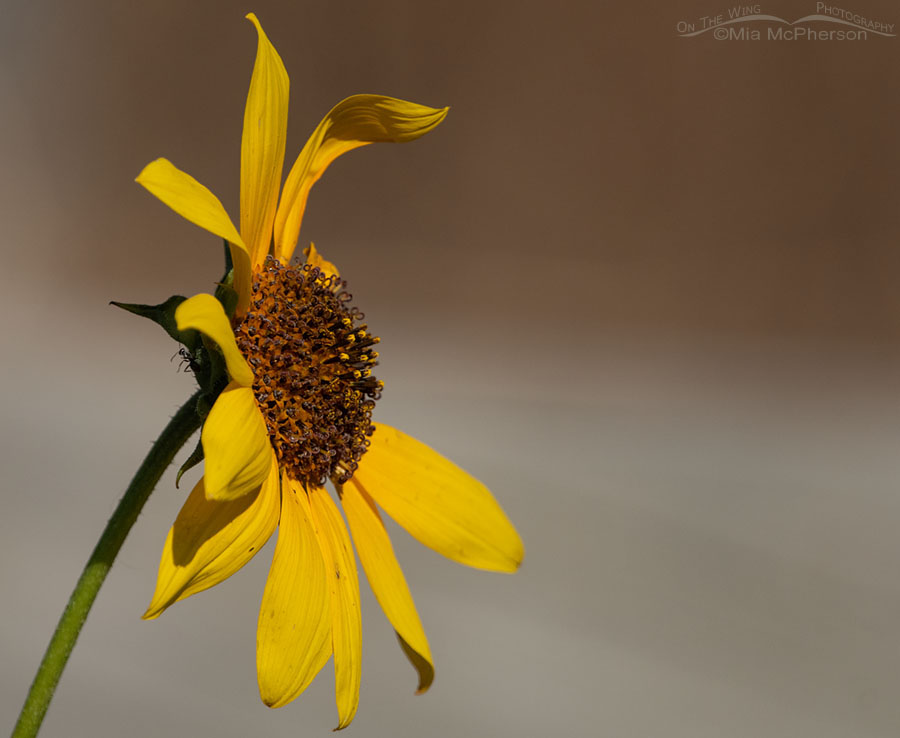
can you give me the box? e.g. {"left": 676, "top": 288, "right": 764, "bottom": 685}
{"left": 234, "top": 256, "right": 381, "bottom": 487}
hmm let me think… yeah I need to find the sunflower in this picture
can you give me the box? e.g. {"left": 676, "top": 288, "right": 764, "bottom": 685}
{"left": 135, "top": 13, "right": 523, "bottom": 729}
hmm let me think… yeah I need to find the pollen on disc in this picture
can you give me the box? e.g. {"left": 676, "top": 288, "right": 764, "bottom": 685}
{"left": 235, "top": 256, "right": 382, "bottom": 487}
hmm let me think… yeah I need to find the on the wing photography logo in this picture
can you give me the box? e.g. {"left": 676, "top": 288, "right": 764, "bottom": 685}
{"left": 676, "top": 3, "right": 895, "bottom": 40}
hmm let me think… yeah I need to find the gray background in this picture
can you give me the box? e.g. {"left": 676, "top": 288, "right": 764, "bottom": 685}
{"left": 3, "top": 0, "right": 900, "bottom": 736}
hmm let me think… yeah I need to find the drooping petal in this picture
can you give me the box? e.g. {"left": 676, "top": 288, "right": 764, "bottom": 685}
{"left": 273, "top": 95, "right": 449, "bottom": 262}
{"left": 308, "top": 487, "right": 362, "bottom": 730}
{"left": 135, "top": 158, "right": 252, "bottom": 314}
{"left": 143, "top": 453, "right": 280, "bottom": 619}
{"left": 397, "top": 634, "right": 434, "bottom": 695}
{"left": 257, "top": 476, "right": 331, "bottom": 708}
{"left": 202, "top": 382, "right": 271, "bottom": 501}
{"left": 342, "top": 480, "right": 433, "bottom": 693}
{"left": 304, "top": 242, "right": 339, "bottom": 280}
{"left": 175, "top": 293, "right": 254, "bottom": 386}
{"left": 355, "top": 423, "right": 524, "bottom": 573}
{"left": 240, "top": 13, "right": 288, "bottom": 267}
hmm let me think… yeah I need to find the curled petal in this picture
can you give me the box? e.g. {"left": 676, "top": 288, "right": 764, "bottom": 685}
{"left": 202, "top": 383, "right": 271, "bottom": 501}
{"left": 257, "top": 476, "right": 331, "bottom": 708}
{"left": 135, "top": 158, "right": 252, "bottom": 315}
{"left": 309, "top": 487, "right": 362, "bottom": 729}
{"left": 343, "top": 480, "right": 433, "bottom": 693}
{"left": 304, "top": 242, "right": 339, "bottom": 280}
{"left": 241, "top": 13, "right": 289, "bottom": 266}
{"left": 274, "top": 95, "right": 448, "bottom": 262}
{"left": 175, "top": 293, "right": 253, "bottom": 386}
{"left": 143, "top": 454, "right": 280, "bottom": 619}
{"left": 355, "top": 423, "right": 524, "bottom": 573}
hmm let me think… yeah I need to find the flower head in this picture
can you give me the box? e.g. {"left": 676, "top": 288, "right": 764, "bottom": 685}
{"left": 133, "top": 13, "right": 523, "bottom": 729}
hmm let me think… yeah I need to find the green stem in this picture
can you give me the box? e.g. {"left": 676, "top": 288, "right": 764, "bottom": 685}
{"left": 12, "top": 391, "right": 203, "bottom": 738}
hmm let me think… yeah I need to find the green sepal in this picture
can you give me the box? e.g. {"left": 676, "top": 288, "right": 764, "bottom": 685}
{"left": 110, "top": 296, "right": 199, "bottom": 353}
{"left": 222, "top": 238, "right": 234, "bottom": 275}
{"left": 215, "top": 281, "right": 238, "bottom": 321}
{"left": 200, "top": 334, "right": 228, "bottom": 393}
{"left": 195, "top": 371, "right": 229, "bottom": 421}
{"left": 216, "top": 239, "right": 238, "bottom": 320}
{"left": 195, "top": 389, "right": 216, "bottom": 419}
{"left": 175, "top": 436, "right": 205, "bottom": 488}
{"left": 111, "top": 295, "right": 230, "bottom": 404}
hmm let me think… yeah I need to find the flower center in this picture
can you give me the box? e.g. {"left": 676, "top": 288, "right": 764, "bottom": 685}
{"left": 235, "top": 256, "right": 382, "bottom": 488}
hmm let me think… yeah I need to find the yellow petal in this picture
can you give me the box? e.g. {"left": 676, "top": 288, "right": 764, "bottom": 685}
{"left": 257, "top": 476, "right": 332, "bottom": 708}
{"left": 135, "top": 158, "right": 252, "bottom": 314}
{"left": 309, "top": 487, "right": 362, "bottom": 730}
{"left": 136, "top": 158, "right": 244, "bottom": 246}
{"left": 397, "top": 634, "right": 434, "bottom": 695}
{"left": 342, "top": 480, "right": 433, "bottom": 693}
{"left": 175, "top": 293, "right": 254, "bottom": 386}
{"left": 201, "top": 382, "right": 271, "bottom": 501}
{"left": 274, "top": 95, "right": 448, "bottom": 262}
{"left": 355, "top": 423, "right": 524, "bottom": 572}
{"left": 143, "top": 454, "right": 280, "bottom": 619}
{"left": 304, "top": 242, "right": 340, "bottom": 280}
{"left": 241, "top": 14, "right": 289, "bottom": 267}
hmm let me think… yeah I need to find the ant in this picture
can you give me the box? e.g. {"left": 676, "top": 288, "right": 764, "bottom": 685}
{"left": 172, "top": 346, "right": 200, "bottom": 374}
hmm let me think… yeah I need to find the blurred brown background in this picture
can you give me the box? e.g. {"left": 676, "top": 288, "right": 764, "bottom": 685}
{"left": 3, "top": 0, "right": 900, "bottom": 736}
